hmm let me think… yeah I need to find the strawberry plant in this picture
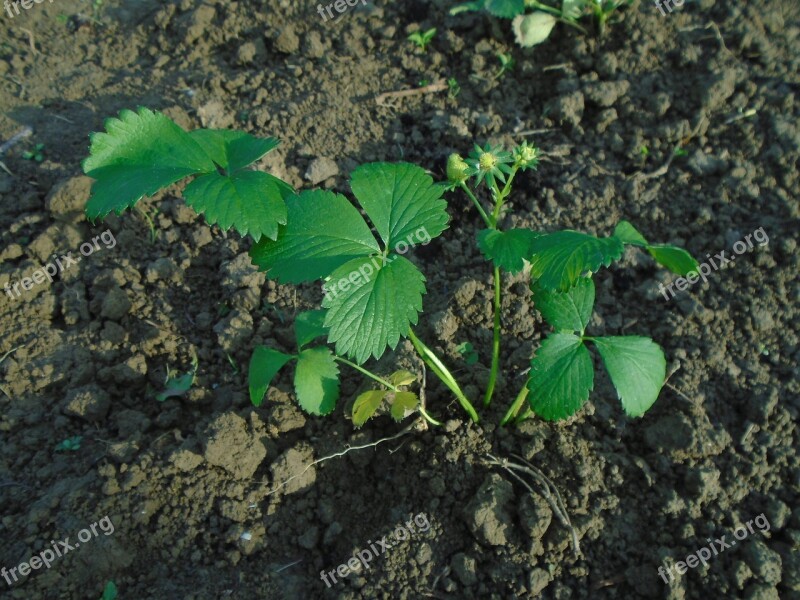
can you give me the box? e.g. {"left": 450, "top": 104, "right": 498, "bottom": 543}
{"left": 82, "top": 108, "right": 697, "bottom": 428}
{"left": 446, "top": 142, "right": 698, "bottom": 422}
{"left": 451, "top": 0, "right": 632, "bottom": 46}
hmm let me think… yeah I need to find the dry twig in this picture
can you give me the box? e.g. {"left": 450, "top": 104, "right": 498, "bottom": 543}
{"left": 375, "top": 79, "right": 448, "bottom": 107}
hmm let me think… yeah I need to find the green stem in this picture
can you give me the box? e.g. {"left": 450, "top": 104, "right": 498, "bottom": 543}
{"left": 459, "top": 182, "right": 492, "bottom": 228}
{"left": 334, "top": 356, "right": 399, "bottom": 391}
{"left": 490, "top": 167, "right": 518, "bottom": 225}
{"left": 500, "top": 385, "right": 529, "bottom": 425}
{"left": 483, "top": 265, "right": 502, "bottom": 407}
{"left": 418, "top": 405, "right": 443, "bottom": 427}
{"left": 514, "top": 406, "right": 534, "bottom": 424}
{"left": 408, "top": 330, "right": 479, "bottom": 423}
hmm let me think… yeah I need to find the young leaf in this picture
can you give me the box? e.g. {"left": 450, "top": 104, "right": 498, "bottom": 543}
{"left": 513, "top": 12, "right": 557, "bottom": 47}
{"left": 477, "top": 228, "right": 541, "bottom": 273}
{"left": 250, "top": 190, "right": 381, "bottom": 283}
{"left": 388, "top": 370, "right": 417, "bottom": 387}
{"left": 528, "top": 231, "right": 624, "bottom": 291}
{"left": 590, "top": 336, "right": 666, "bottom": 417}
{"left": 249, "top": 346, "right": 294, "bottom": 407}
{"left": 562, "top": 0, "right": 586, "bottom": 19}
{"left": 350, "top": 162, "right": 449, "bottom": 251}
{"left": 485, "top": 0, "right": 525, "bottom": 18}
{"left": 156, "top": 356, "right": 198, "bottom": 402}
{"left": 188, "top": 130, "right": 280, "bottom": 172}
{"left": 101, "top": 581, "right": 118, "bottom": 600}
{"left": 532, "top": 276, "right": 595, "bottom": 334}
{"left": 322, "top": 255, "right": 426, "bottom": 364}
{"left": 183, "top": 171, "right": 291, "bottom": 242}
{"left": 613, "top": 220, "right": 648, "bottom": 247}
{"left": 614, "top": 220, "right": 699, "bottom": 276}
{"left": 83, "top": 107, "right": 216, "bottom": 220}
{"left": 294, "top": 310, "right": 329, "bottom": 350}
{"left": 646, "top": 245, "right": 699, "bottom": 277}
{"left": 294, "top": 347, "right": 340, "bottom": 415}
{"left": 527, "top": 333, "right": 594, "bottom": 421}
{"left": 352, "top": 390, "right": 386, "bottom": 427}
{"left": 390, "top": 391, "right": 419, "bottom": 421}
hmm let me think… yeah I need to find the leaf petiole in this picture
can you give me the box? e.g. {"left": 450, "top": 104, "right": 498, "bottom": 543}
{"left": 408, "top": 329, "right": 479, "bottom": 423}
{"left": 333, "top": 356, "right": 399, "bottom": 392}
{"left": 500, "top": 385, "right": 529, "bottom": 425}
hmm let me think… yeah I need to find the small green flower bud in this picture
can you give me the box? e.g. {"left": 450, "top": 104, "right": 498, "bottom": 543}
{"left": 478, "top": 151, "right": 498, "bottom": 171}
{"left": 513, "top": 141, "right": 539, "bottom": 169}
{"left": 447, "top": 153, "right": 469, "bottom": 184}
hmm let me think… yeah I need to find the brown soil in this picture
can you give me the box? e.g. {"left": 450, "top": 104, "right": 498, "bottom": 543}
{"left": 0, "top": 0, "right": 798, "bottom": 599}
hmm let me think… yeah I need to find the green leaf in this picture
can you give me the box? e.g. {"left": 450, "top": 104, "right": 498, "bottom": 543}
{"left": 350, "top": 162, "right": 449, "bottom": 250}
{"left": 390, "top": 391, "right": 419, "bottom": 421}
{"left": 512, "top": 12, "right": 557, "bottom": 47}
{"left": 485, "top": 0, "right": 525, "bottom": 18}
{"left": 527, "top": 333, "right": 594, "bottom": 421}
{"left": 528, "top": 230, "right": 625, "bottom": 291}
{"left": 188, "top": 129, "right": 280, "bottom": 172}
{"left": 322, "top": 255, "right": 426, "bottom": 364}
{"left": 614, "top": 221, "right": 699, "bottom": 276}
{"left": 450, "top": 0, "right": 484, "bottom": 15}
{"left": 388, "top": 370, "right": 417, "bottom": 387}
{"left": 183, "top": 170, "right": 291, "bottom": 242}
{"left": 294, "top": 310, "right": 329, "bottom": 349}
{"left": 156, "top": 356, "right": 198, "bottom": 402}
{"left": 294, "top": 347, "right": 340, "bottom": 415}
{"left": 83, "top": 107, "right": 215, "bottom": 220}
{"left": 250, "top": 190, "right": 380, "bottom": 283}
{"left": 532, "top": 276, "right": 595, "bottom": 334}
{"left": 352, "top": 390, "right": 386, "bottom": 427}
{"left": 562, "top": 0, "right": 587, "bottom": 19}
{"left": 249, "top": 347, "right": 294, "bottom": 407}
{"left": 647, "top": 245, "right": 700, "bottom": 276}
{"left": 589, "top": 336, "right": 666, "bottom": 417}
{"left": 477, "top": 228, "right": 541, "bottom": 273}
{"left": 613, "top": 220, "right": 648, "bottom": 247}
{"left": 101, "top": 581, "right": 118, "bottom": 600}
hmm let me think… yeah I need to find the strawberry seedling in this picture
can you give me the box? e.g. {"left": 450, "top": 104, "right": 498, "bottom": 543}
{"left": 83, "top": 108, "right": 696, "bottom": 427}
{"left": 446, "top": 142, "right": 698, "bottom": 422}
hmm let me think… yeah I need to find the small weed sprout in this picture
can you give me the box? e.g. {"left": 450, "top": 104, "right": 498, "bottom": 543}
{"left": 55, "top": 436, "right": 83, "bottom": 452}
{"left": 22, "top": 143, "right": 45, "bottom": 162}
{"left": 495, "top": 52, "right": 516, "bottom": 79}
{"left": 408, "top": 28, "right": 437, "bottom": 51}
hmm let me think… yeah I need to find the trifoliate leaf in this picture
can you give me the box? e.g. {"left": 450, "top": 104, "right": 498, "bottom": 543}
{"left": 527, "top": 333, "right": 594, "bottom": 421}
{"left": 350, "top": 162, "right": 449, "bottom": 251}
{"left": 294, "top": 310, "right": 329, "bottom": 350}
{"left": 477, "top": 228, "right": 541, "bottom": 273}
{"left": 83, "top": 107, "right": 216, "bottom": 220}
{"left": 294, "top": 347, "right": 340, "bottom": 415}
{"left": 647, "top": 245, "right": 700, "bottom": 276}
{"left": 389, "top": 370, "right": 417, "bottom": 387}
{"left": 250, "top": 190, "right": 381, "bottom": 283}
{"left": 485, "top": 0, "right": 525, "bottom": 18}
{"left": 249, "top": 346, "right": 294, "bottom": 407}
{"left": 614, "top": 221, "right": 699, "bottom": 276}
{"left": 322, "top": 256, "right": 426, "bottom": 364}
{"left": 183, "top": 171, "right": 291, "bottom": 241}
{"left": 352, "top": 390, "right": 386, "bottom": 427}
{"left": 589, "top": 336, "right": 666, "bottom": 417}
{"left": 390, "top": 391, "right": 419, "bottom": 421}
{"left": 188, "top": 129, "right": 280, "bottom": 172}
{"left": 529, "top": 231, "right": 625, "bottom": 291}
{"left": 613, "top": 220, "right": 648, "bottom": 247}
{"left": 513, "top": 12, "right": 557, "bottom": 47}
{"left": 532, "top": 276, "right": 595, "bottom": 334}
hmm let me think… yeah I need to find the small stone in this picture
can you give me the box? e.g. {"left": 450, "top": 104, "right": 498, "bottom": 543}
{"left": 100, "top": 286, "right": 132, "bottom": 320}
{"left": 63, "top": 384, "right": 111, "bottom": 421}
{"left": 305, "top": 157, "right": 339, "bottom": 185}
{"left": 464, "top": 474, "right": 515, "bottom": 546}
{"left": 274, "top": 26, "right": 300, "bottom": 54}
{"left": 451, "top": 553, "right": 477, "bottom": 586}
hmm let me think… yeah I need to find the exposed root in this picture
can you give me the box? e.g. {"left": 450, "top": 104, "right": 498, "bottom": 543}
{"left": 375, "top": 79, "right": 448, "bottom": 107}
{"left": 259, "top": 419, "right": 425, "bottom": 497}
{"left": 483, "top": 452, "right": 581, "bottom": 558}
